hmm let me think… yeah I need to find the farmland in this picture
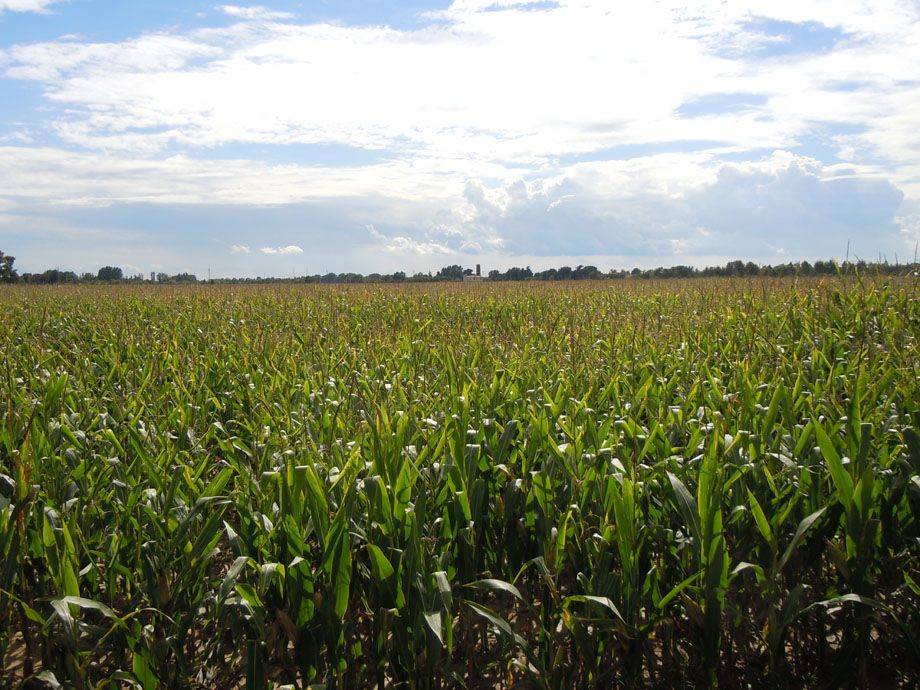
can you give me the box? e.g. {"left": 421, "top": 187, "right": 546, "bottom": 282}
{"left": 1, "top": 278, "right": 918, "bottom": 688}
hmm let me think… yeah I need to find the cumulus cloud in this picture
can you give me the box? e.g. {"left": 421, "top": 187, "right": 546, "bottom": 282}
{"left": 260, "top": 245, "right": 303, "bottom": 255}
{"left": 382, "top": 236, "right": 452, "bottom": 255}
{"left": 455, "top": 152, "right": 906, "bottom": 258}
{"left": 219, "top": 5, "right": 293, "bottom": 21}
{"left": 367, "top": 224, "right": 453, "bottom": 255}
{"left": 230, "top": 244, "right": 250, "bottom": 253}
{"left": 4, "top": 0, "right": 918, "bottom": 168}
{"left": 0, "top": 145, "right": 911, "bottom": 264}
{"left": 0, "top": 0, "right": 918, "bottom": 267}
{"left": 896, "top": 198, "right": 920, "bottom": 252}
{"left": 0, "top": 1, "right": 61, "bottom": 13}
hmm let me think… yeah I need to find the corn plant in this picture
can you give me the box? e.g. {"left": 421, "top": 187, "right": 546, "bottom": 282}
{"left": 0, "top": 277, "right": 917, "bottom": 688}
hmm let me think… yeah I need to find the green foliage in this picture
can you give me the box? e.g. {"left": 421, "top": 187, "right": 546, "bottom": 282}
{"left": 0, "top": 250, "right": 17, "bottom": 283}
{"left": 0, "top": 278, "right": 918, "bottom": 688}
{"left": 96, "top": 265, "right": 123, "bottom": 281}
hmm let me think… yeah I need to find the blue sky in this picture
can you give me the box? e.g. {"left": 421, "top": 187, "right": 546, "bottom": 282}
{"left": 1, "top": 0, "right": 919, "bottom": 276}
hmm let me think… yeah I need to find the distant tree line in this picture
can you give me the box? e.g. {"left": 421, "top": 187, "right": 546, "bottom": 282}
{"left": 1, "top": 249, "right": 917, "bottom": 286}
{"left": 13, "top": 265, "right": 200, "bottom": 284}
{"left": 207, "top": 259, "right": 919, "bottom": 283}
{"left": 487, "top": 259, "right": 920, "bottom": 281}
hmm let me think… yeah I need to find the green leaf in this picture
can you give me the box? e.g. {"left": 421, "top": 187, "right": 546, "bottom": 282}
{"left": 202, "top": 467, "right": 233, "bottom": 498}
{"left": 657, "top": 570, "right": 699, "bottom": 609}
{"left": 235, "top": 583, "right": 264, "bottom": 611}
{"left": 770, "top": 583, "right": 809, "bottom": 655}
{"left": 424, "top": 610, "right": 443, "bottom": 644}
{"left": 465, "top": 578, "right": 523, "bottom": 601}
{"left": 132, "top": 647, "right": 159, "bottom": 690}
{"left": 323, "top": 510, "right": 353, "bottom": 619}
{"left": 747, "top": 491, "right": 774, "bottom": 549}
{"left": 563, "top": 594, "right": 626, "bottom": 626}
{"left": 49, "top": 599, "right": 76, "bottom": 647}
{"left": 55, "top": 596, "right": 117, "bottom": 619}
{"left": 778, "top": 507, "right": 826, "bottom": 571}
{"left": 220, "top": 556, "right": 250, "bottom": 606}
{"left": 667, "top": 472, "right": 701, "bottom": 544}
{"left": 465, "top": 601, "right": 528, "bottom": 650}
{"left": 813, "top": 420, "right": 853, "bottom": 506}
{"left": 366, "top": 544, "right": 395, "bottom": 582}
{"left": 731, "top": 561, "right": 765, "bottom": 582}
{"left": 433, "top": 570, "right": 452, "bottom": 606}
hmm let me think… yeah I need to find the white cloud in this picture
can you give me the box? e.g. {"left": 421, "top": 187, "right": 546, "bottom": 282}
{"left": 366, "top": 224, "right": 452, "bottom": 255}
{"left": 260, "top": 245, "right": 303, "bottom": 254}
{"left": 0, "top": 145, "right": 462, "bottom": 205}
{"left": 230, "top": 244, "right": 250, "bottom": 253}
{"left": 4, "top": 0, "right": 916, "bottom": 168}
{"left": 367, "top": 221, "right": 499, "bottom": 255}
{"left": 0, "top": 145, "right": 911, "bottom": 261}
{"left": 547, "top": 195, "right": 575, "bottom": 211}
{"left": 382, "top": 236, "right": 452, "bottom": 256}
{"left": 450, "top": 151, "right": 906, "bottom": 258}
{"left": 219, "top": 5, "right": 293, "bottom": 21}
{"left": 897, "top": 199, "right": 920, "bottom": 251}
{"left": 1, "top": 0, "right": 918, "bottom": 265}
{"left": 0, "top": 1, "right": 61, "bottom": 13}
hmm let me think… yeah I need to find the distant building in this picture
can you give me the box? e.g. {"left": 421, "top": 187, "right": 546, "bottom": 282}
{"left": 464, "top": 264, "right": 484, "bottom": 282}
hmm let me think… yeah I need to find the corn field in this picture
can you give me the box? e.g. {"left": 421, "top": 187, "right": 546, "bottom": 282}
{"left": 1, "top": 278, "right": 918, "bottom": 688}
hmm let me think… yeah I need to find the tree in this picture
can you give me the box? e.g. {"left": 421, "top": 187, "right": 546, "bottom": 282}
{"left": 574, "top": 265, "right": 600, "bottom": 279}
{"left": 97, "top": 266, "right": 123, "bottom": 281}
{"left": 26, "top": 269, "right": 78, "bottom": 284}
{"left": 0, "top": 250, "right": 18, "bottom": 283}
{"left": 725, "top": 260, "right": 745, "bottom": 276}
{"left": 436, "top": 265, "right": 464, "bottom": 280}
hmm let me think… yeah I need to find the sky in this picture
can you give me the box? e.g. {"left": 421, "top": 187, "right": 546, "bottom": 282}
{"left": 0, "top": 1, "right": 919, "bottom": 277}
